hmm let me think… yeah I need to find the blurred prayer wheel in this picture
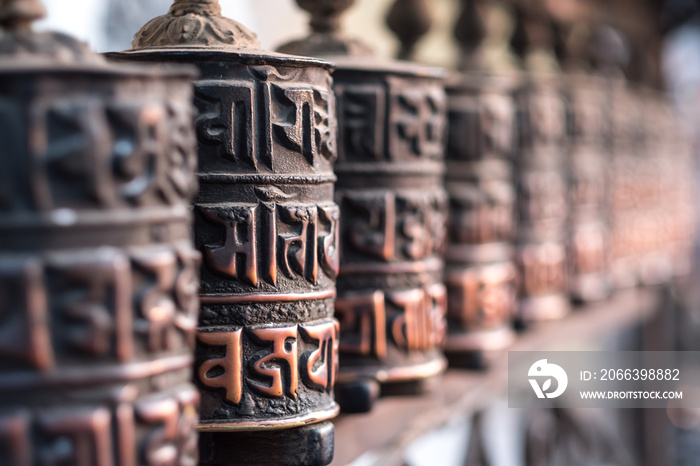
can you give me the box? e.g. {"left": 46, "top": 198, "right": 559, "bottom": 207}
{"left": 441, "top": 0, "right": 521, "bottom": 367}
{"left": 565, "top": 75, "right": 611, "bottom": 303}
{"left": 443, "top": 74, "right": 519, "bottom": 365}
{"left": 0, "top": 0, "right": 201, "bottom": 464}
{"left": 514, "top": 75, "right": 571, "bottom": 322}
{"left": 280, "top": 0, "right": 449, "bottom": 413}
{"left": 509, "top": 6, "right": 571, "bottom": 323}
{"left": 112, "top": 0, "right": 340, "bottom": 464}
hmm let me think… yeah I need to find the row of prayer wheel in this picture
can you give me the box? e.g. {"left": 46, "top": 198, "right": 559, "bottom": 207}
{"left": 0, "top": 0, "right": 695, "bottom": 464}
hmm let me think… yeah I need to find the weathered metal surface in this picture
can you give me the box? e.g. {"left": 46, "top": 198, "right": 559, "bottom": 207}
{"left": 280, "top": 0, "right": 448, "bottom": 412}
{"left": 0, "top": 1, "right": 202, "bottom": 464}
{"left": 514, "top": 75, "right": 571, "bottom": 322}
{"left": 565, "top": 75, "right": 611, "bottom": 303}
{"left": 443, "top": 73, "right": 518, "bottom": 362}
{"left": 112, "top": 0, "right": 340, "bottom": 444}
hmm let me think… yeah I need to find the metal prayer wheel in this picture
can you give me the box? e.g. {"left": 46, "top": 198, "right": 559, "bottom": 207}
{"left": 112, "top": 1, "right": 340, "bottom": 463}
{"left": 280, "top": 0, "right": 449, "bottom": 413}
{"left": 514, "top": 75, "right": 571, "bottom": 322}
{"left": 443, "top": 74, "right": 518, "bottom": 365}
{"left": 439, "top": 0, "right": 522, "bottom": 366}
{"left": 0, "top": 0, "right": 202, "bottom": 464}
{"left": 565, "top": 75, "right": 611, "bottom": 303}
{"left": 509, "top": 6, "right": 570, "bottom": 323}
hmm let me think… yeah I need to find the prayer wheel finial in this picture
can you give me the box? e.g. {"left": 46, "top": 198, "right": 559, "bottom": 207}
{"left": 386, "top": 0, "right": 434, "bottom": 60}
{"left": 132, "top": 0, "right": 261, "bottom": 50}
{"left": 278, "top": 0, "right": 373, "bottom": 57}
{"left": 0, "top": 0, "right": 45, "bottom": 30}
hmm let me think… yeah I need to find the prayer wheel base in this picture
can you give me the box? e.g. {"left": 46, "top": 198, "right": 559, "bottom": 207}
{"left": 199, "top": 422, "right": 335, "bottom": 466}
{"left": 334, "top": 379, "right": 381, "bottom": 414}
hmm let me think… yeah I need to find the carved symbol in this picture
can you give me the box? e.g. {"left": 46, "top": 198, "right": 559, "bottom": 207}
{"left": 200, "top": 200, "right": 340, "bottom": 288}
{"left": 197, "top": 330, "right": 243, "bottom": 404}
{"left": 200, "top": 205, "right": 258, "bottom": 286}
{"left": 400, "top": 194, "right": 447, "bottom": 260}
{"left": 48, "top": 251, "right": 134, "bottom": 362}
{"left": 272, "top": 85, "right": 315, "bottom": 166}
{"left": 318, "top": 205, "right": 340, "bottom": 278}
{"left": 391, "top": 86, "right": 445, "bottom": 160}
{"left": 195, "top": 81, "right": 256, "bottom": 168}
{"left": 449, "top": 186, "right": 514, "bottom": 244}
{"left": 0, "top": 259, "right": 53, "bottom": 370}
{"left": 278, "top": 206, "right": 318, "bottom": 284}
{"left": 248, "top": 326, "right": 299, "bottom": 399}
{"left": 31, "top": 100, "right": 113, "bottom": 210}
{"left": 337, "top": 84, "right": 385, "bottom": 162}
{"left": 447, "top": 265, "right": 516, "bottom": 329}
{"left": 108, "top": 102, "right": 167, "bottom": 205}
{"left": 313, "top": 89, "right": 337, "bottom": 162}
{"left": 39, "top": 408, "right": 114, "bottom": 466}
{"left": 390, "top": 289, "right": 432, "bottom": 351}
{"left": 427, "top": 283, "right": 448, "bottom": 348}
{"left": 161, "top": 100, "right": 198, "bottom": 204}
{"left": 299, "top": 321, "right": 339, "bottom": 393}
{"left": 136, "top": 398, "right": 180, "bottom": 466}
{"left": 346, "top": 192, "right": 396, "bottom": 260}
{"left": 336, "top": 292, "right": 387, "bottom": 359}
{"left": 132, "top": 250, "right": 180, "bottom": 353}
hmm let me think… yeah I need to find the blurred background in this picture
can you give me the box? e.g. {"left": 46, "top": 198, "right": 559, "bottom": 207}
{"left": 32, "top": 0, "right": 700, "bottom": 464}
{"left": 35, "top": 0, "right": 700, "bottom": 133}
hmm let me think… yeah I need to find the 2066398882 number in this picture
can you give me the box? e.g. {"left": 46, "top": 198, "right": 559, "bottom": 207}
{"left": 600, "top": 368, "right": 680, "bottom": 381}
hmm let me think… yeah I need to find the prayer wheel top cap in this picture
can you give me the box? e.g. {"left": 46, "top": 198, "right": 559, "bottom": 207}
{"left": 126, "top": 0, "right": 333, "bottom": 69}
{"left": 131, "top": 0, "right": 261, "bottom": 51}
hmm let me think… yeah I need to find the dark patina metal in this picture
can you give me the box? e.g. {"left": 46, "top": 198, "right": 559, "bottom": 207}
{"left": 111, "top": 1, "right": 340, "bottom": 463}
{"left": 280, "top": 0, "right": 448, "bottom": 412}
{"left": 442, "top": 0, "right": 520, "bottom": 367}
{"left": 0, "top": 0, "right": 202, "bottom": 464}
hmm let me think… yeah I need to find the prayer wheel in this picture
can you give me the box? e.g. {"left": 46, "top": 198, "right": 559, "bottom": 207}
{"left": 280, "top": 0, "right": 449, "bottom": 413}
{"left": 113, "top": 0, "right": 340, "bottom": 464}
{"left": 0, "top": 0, "right": 202, "bottom": 464}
